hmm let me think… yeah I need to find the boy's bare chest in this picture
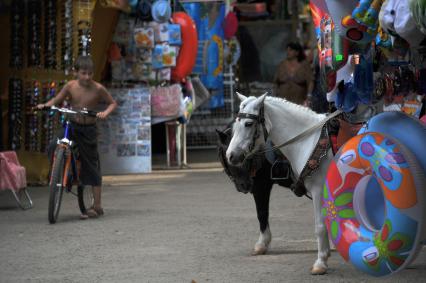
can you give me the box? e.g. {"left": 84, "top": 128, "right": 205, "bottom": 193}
{"left": 69, "top": 86, "right": 100, "bottom": 108}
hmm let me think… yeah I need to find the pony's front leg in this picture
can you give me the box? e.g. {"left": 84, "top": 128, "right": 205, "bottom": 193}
{"left": 311, "top": 189, "right": 331, "bottom": 275}
{"left": 254, "top": 225, "right": 271, "bottom": 255}
{"left": 252, "top": 179, "right": 273, "bottom": 255}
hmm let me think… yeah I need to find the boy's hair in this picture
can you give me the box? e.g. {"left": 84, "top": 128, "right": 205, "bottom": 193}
{"left": 74, "top": 55, "right": 94, "bottom": 71}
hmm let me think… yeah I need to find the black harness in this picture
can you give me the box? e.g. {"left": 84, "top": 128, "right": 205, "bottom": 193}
{"left": 236, "top": 104, "right": 269, "bottom": 153}
{"left": 217, "top": 126, "right": 266, "bottom": 193}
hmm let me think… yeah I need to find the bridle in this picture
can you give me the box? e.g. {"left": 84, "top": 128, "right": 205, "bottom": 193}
{"left": 236, "top": 103, "right": 269, "bottom": 154}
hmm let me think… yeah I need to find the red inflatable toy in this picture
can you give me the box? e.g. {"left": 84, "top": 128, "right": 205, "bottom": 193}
{"left": 171, "top": 12, "right": 198, "bottom": 83}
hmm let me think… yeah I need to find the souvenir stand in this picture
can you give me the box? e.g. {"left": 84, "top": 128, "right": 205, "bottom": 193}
{"left": 0, "top": 0, "right": 119, "bottom": 183}
{"left": 309, "top": 0, "right": 426, "bottom": 278}
{"left": 87, "top": 0, "right": 241, "bottom": 165}
{"left": 105, "top": 0, "right": 239, "bottom": 168}
{"left": 103, "top": 0, "right": 190, "bottom": 169}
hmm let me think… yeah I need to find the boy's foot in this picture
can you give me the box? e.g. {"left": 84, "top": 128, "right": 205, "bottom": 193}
{"left": 94, "top": 207, "right": 104, "bottom": 216}
{"left": 80, "top": 214, "right": 89, "bottom": 220}
{"left": 86, "top": 209, "right": 99, "bottom": 218}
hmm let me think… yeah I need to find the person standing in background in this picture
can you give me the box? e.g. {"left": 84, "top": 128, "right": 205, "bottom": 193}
{"left": 273, "top": 42, "right": 314, "bottom": 106}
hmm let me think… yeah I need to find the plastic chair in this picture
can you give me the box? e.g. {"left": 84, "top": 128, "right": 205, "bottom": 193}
{"left": 0, "top": 151, "right": 33, "bottom": 210}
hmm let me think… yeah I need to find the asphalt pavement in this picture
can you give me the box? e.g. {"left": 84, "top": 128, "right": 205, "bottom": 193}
{"left": 0, "top": 168, "right": 425, "bottom": 282}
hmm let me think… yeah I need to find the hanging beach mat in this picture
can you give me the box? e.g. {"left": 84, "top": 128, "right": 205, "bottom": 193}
{"left": 311, "top": 0, "right": 350, "bottom": 70}
{"left": 325, "top": 0, "right": 383, "bottom": 44}
{"left": 311, "top": 1, "right": 352, "bottom": 101}
{"left": 310, "top": 1, "right": 330, "bottom": 69}
{"left": 182, "top": 1, "right": 225, "bottom": 108}
{"left": 310, "top": 2, "right": 335, "bottom": 94}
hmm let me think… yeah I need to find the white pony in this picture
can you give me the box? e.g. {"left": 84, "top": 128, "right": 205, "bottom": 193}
{"left": 226, "top": 93, "right": 335, "bottom": 275}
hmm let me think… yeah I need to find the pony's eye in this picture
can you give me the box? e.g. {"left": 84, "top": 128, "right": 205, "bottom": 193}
{"left": 245, "top": 121, "right": 253, "bottom": 127}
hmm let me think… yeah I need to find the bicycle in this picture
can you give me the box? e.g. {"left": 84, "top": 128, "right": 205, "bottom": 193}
{"left": 39, "top": 106, "right": 98, "bottom": 224}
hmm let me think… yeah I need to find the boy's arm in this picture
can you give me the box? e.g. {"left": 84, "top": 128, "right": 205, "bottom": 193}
{"left": 36, "top": 83, "right": 70, "bottom": 109}
{"left": 96, "top": 85, "right": 117, "bottom": 119}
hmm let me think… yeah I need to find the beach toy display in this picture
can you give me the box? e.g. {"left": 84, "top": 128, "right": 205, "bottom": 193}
{"left": 323, "top": 132, "right": 425, "bottom": 277}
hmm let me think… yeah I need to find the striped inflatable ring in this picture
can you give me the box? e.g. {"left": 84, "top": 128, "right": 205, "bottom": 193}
{"left": 323, "top": 132, "right": 425, "bottom": 277}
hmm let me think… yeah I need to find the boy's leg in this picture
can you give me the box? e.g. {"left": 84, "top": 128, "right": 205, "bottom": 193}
{"left": 93, "top": 185, "right": 102, "bottom": 212}
{"left": 84, "top": 186, "right": 103, "bottom": 218}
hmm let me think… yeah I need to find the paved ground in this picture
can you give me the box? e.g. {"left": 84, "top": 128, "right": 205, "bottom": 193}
{"left": 0, "top": 168, "right": 425, "bottom": 283}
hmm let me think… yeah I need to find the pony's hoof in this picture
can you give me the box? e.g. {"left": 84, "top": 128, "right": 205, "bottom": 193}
{"left": 252, "top": 244, "right": 268, "bottom": 255}
{"left": 311, "top": 266, "right": 327, "bottom": 275}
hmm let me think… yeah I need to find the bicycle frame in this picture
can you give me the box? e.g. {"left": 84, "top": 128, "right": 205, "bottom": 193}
{"left": 50, "top": 120, "right": 79, "bottom": 189}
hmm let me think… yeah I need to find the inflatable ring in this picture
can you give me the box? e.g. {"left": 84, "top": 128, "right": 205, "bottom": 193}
{"left": 323, "top": 132, "right": 425, "bottom": 277}
{"left": 171, "top": 12, "right": 198, "bottom": 83}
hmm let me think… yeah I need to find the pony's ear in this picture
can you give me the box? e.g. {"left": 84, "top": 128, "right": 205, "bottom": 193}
{"left": 215, "top": 129, "right": 228, "bottom": 145}
{"left": 236, "top": 92, "right": 247, "bottom": 102}
{"left": 259, "top": 92, "right": 268, "bottom": 103}
{"left": 253, "top": 92, "right": 267, "bottom": 109}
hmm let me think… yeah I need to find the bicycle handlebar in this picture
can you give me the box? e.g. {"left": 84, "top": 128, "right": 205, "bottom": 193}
{"left": 35, "top": 106, "right": 98, "bottom": 118}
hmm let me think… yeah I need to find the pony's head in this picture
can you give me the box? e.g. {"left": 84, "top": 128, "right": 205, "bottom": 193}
{"left": 216, "top": 125, "right": 256, "bottom": 193}
{"left": 226, "top": 92, "right": 270, "bottom": 166}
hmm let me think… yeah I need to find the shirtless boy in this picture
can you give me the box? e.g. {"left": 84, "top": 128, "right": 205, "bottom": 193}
{"left": 37, "top": 55, "right": 117, "bottom": 218}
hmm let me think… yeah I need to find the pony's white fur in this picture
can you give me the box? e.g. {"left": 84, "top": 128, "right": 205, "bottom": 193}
{"left": 226, "top": 93, "right": 332, "bottom": 274}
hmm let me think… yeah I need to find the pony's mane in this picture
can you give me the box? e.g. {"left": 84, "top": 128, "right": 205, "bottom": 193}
{"left": 265, "top": 96, "right": 324, "bottom": 119}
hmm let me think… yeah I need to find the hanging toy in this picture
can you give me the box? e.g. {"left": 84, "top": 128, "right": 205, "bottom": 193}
{"left": 324, "top": 0, "right": 383, "bottom": 44}
{"left": 375, "top": 26, "right": 392, "bottom": 50}
{"left": 327, "top": 55, "right": 354, "bottom": 103}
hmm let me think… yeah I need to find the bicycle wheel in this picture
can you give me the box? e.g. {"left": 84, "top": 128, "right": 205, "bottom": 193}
{"left": 77, "top": 185, "right": 93, "bottom": 214}
{"left": 48, "top": 147, "right": 66, "bottom": 224}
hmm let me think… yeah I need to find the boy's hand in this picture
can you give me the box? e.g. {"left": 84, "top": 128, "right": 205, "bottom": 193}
{"left": 35, "top": 104, "right": 46, "bottom": 110}
{"left": 96, "top": 111, "right": 108, "bottom": 119}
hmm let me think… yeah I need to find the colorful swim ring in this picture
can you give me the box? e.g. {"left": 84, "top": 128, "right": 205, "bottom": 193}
{"left": 323, "top": 132, "right": 425, "bottom": 277}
